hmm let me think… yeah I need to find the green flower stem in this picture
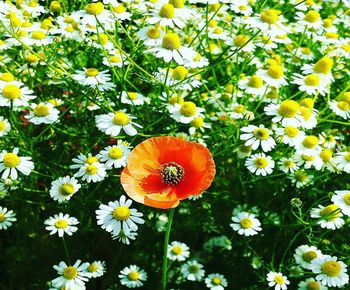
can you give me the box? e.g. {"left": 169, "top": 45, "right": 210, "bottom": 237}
{"left": 162, "top": 207, "right": 175, "bottom": 290}
{"left": 62, "top": 236, "right": 71, "bottom": 265}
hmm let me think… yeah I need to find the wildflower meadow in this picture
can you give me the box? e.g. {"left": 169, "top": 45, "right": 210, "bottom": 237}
{"left": 1, "top": 0, "right": 350, "bottom": 289}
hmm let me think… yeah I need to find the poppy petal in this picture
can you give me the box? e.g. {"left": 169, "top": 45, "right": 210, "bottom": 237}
{"left": 144, "top": 192, "right": 180, "bottom": 209}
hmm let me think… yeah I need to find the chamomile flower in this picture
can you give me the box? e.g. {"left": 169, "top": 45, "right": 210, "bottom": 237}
{"left": 278, "top": 157, "right": 299, "bottom": 173}
{"left": 181, "top": 260, "right": 205, "bottom": 281}
{"left": 329, "top": 100, "right": 350, "bottom": 119}
{"left": 49, "top": 176, "right": 81, "bottom": 203}
{"left": 72, "top": 68, "right": 116, "bottom": 91}
{"left": 298, "top": 278, "right": 328, "bottom": 290}
{"left": 294, "top": 245, "right": 323, "bottom": 270}
{"left": 295, "top": 135, "right": 322, "bottom": 155}
{"left": 121, "top": 91, "right": 149, "bottom": 106}
{"left": 95, "top": 110, "right": 142, "bottom": 137}
{"left": 74, "top": 161, "right": 107, "bottom": 183}
{"left": 119, "top": 265, "right": 147, "bottom": 288}
{"left": 205, "top": 273, "right": 228, "bottom": 290}
{"left": 310, "top": 255, "right": 349, "bottom": 287}
{"left": 167, "top": 241, "right": 190, "bottom": 261}
{"left": 334, "top": 151, "right": 350, "bottom": 173}
{"left": 95, "top": 195, "right": 144, "bottom": 236}
{"left": 301, "top": 56, "right": 334, "bottom": 85}
{"left": 266, "top": 272, "right": 290, "bottom": 290}
{"left": 136, "top": 26, "right": 165, "bottom": 46}
{"left": 84, "top": 261, "right": 106, "bottom": 278}
{"left": 265, "top": 100, "right": 301, "bottom": 127}
{"left": 331, "top": 190, "right": 350, "bottom": 216}
{"left": 310, "top": 204, "right": 344, "bottom": 230}
{"left": 240, "top": 124, "right": 276, "bottom": 152}
{"left": 292, "top": 73, "right": 328, "bottom": 96}
{"left": 296, "top": 10, "right": 323, "bottom": 30}
{"left": 26, "top": 102, "right": 60, "bottom": 124}
{"left": 51, "top": 260, "right": 89, "bottom": 290}
{"left": 0, "top": 83, "right": 36, "bottom": 107}
{"left": 0, "top": 148, "right": 34, "bottom": 180}
{"left": 230, "top": 211, "right": 262, "bottom": 236}
{"left": 0, "top": 116, "right": 10, "bottom": 136}
{"left": 168, "top": 101, "right": 205, "bottom": 124}
{"left": 97, "top": 142, "right": 130, "bottom": 169}
{"left": 44, "top": 213, "right": 79, "bottom": 237}
{"left": 112, "top": 230, "right": 138, "bottom": 245}
{"left": 0, "top": 206, "right": 16, "bottom": 230}
{"left": 147, "top": 3, "right": 186, "bottom": 28}
{"left": 23, "top": 30, "right": 54, "bottom": 46}
{"left": 102, "top": 50, "right": 129, "bottom": 68}
{"left": 257, "top": 64, "right": 288, "bottom": 88}
{"left": 245, "top": 153, "right": 275, "bottom": 176}
{"left": 238, "top": 75, "right": 267, "bottom": 96}
{"left": 274, "top": 126, "right": 305, "bottom": 147}
{"left": 189, "top": 116, "right": 211, "bottom": 135}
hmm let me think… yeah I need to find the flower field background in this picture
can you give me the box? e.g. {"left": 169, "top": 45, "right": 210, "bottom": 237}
{"left": 0, "top": 0, "right": 350, "bottom": 289}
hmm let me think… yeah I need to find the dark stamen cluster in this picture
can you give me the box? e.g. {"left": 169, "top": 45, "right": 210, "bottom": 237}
{"left": 159, "top": 162, "right": 185, "bottom": 185}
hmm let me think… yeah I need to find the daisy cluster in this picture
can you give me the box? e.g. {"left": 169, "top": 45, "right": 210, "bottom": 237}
{"left": 0, "top": 0, "right": 349, "bottom": 289}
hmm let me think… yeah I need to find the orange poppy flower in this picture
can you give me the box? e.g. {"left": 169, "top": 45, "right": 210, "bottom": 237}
{"left": 120, "top": 136, "right": 216, "bottom": 209}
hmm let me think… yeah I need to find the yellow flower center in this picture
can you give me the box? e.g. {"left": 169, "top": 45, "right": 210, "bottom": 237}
{"left": 267, "top": 65, "right": 284, "bottom": 79}
{"left": 302, "top": 136, "right": 319, "bottom": 149}
{"left": 50, "top": 1, "right": 61, "bottom": 12}
{"left": 339, "top": 92, "right": 350, "bottom": 104}
{"left": 88, "top": 263, "right": 98, "bottom": 273}
{"left": 169, "top": 0, "right": 184, "bottom": 8}
{"left": 86, "top": 165, "right": 98, "bottom": 175}
{"left": 284, "top": 126, "right": 299, "bottom": 137}
{"left": 253, "top": 128, "right": 269, "bottom": 140}
{"left": 260, "top": 9, "right": 280, "bottom": 24}
{"left": 172, "top": 66, "right": 188, "bottom": 81}
{"left": 341, "top": 45, "right": 350, "bottom": 52}
{"left": 55, "top": 219, "right": 68, "bottom": 229}
{"left": 34, "top": 104, "right": 49, "bottom": 117}
{"left": 3, "top": 153, "right": 20, "bottom": 168}
{"left": 301, "top": 47, "right": 311, "bottom": 55}
{"left": 234, "top": 105, "right": 245, "bottom": 113}
{"left": 169, "top": 95, "right": 184, "bottom": 105}
{"left": 255, "top": 157, "right": 268, "bottom": 168}
{"left": 302, "top": 250, "right": 317, "bottom": 262}
{"left": 147, "top": 28, "right": 161, "bottom": 39}
{"left": 321, "top": 260, "right": 342, "bottom": 277}
{"left": 307, "top": 281, "right": 320, "bottom": 290}
{"left": 85, "top": 68, "right": 99, "bottom": 77}
{"left": 300, "top": 98, "right": 314, "bottom": 109}
{"left": 300, "top": 107, "right": 312, "bottom": 120}
{"left": 274, "top": 275, "right": 284, "bottom": 284}
{"left": 63, "top": 266, "right": 78, "bottom": 280}
{"left": 188, "top": 265, "right": 199, "bottom": 273}
{"left": 337, "top": 101, "right": 349, "bottom": 111}
{"left": 59, "top": 183, "right": 75, "bottom": 196}
{"left": 171, "top": 245, "right": 183, "bottom": 255}
{"left": 41, "top": 19, "right": 52, "bottom": 30}
{"left": 278, "top": 100, "right": 300, "bottom": 118}
{"left": 0, "top": 121, "right": 6, "bottom": 132}
{"left": 313, "top": 57, "right": 333, "bottom": 74}
{"left": 192, "top": 117, "right": 204, "bottom": 128}
{"left": 85, "top": 2, "right": 104, "bottom": 15}
{"left": 31, "top": 31, "right": 46, "bottom": 40}
{"left": 320, "top": 204, "right": 341, "bottom": 221}
{"left": 27, "top": 53, "right": 39, "bottom": 63}
{"left": 343, "top": 193, "right": 350, "bottom": 205}
{"left": 304, "top": 74, "right": 320, "bottom": 86}
{"left": 193, "top": 53, "right": 202, "bottom": 61}
{"left": 2, "top": 85, "right": 21, "bottom": 100}
{"left": 320, "top": 149, "right": 332, "bottom": 162}
{"left": 304, "top": 10, "right": 320, "bottom": 23}
{"left": 112, "top": 111, "right": 130, "bottom": 126}
{"left": 345, "top": 153, "right": 350, "bottom": 162}
{"left": 302, "top": 154, "right": 315, "bottom": 161}
{"left": 113, "top": 206, "right": 131, "bottom": 221}
{"left": 162, "top": 33, "right": 181, "bottom": 50}
{"left": 248, "top": 75, "right": 263, "bottom": 88}
{"left": 159, "top": 4, "right": 175, "bottom": 18}
{"left": 239, "top": 5, "right": 247, "bottom": 10}
{"left": 295, "top": 171, "right": 308, "bottom": 182}
{"left": 323, "top": 18, "right": 333, "bottom": 28}
{"left": 283, "top": 160, "right": 295, "bottom": 168}
{"left": 110, "top": 56, "right": 121, "bottom": 63}
{"left": 0, "top": 72, "right": 14, "bottom": 82}
{"left": 109, "top": 147, "right": 124, "bottom": 159}
{"left": 0, "top": 213, "right": 6, "bottom": 222}
{"left": 16, "top": 30, "right": 27, "bottom": 37}
{"left": 325, "top": 32, "right": 339, "bottom": 39}
{"left": 97, "top": 33, "right": 109, "bottom": 45}
{"left": 180, "top": 101, "right": 197, "bottom": 117}
{"left": 65, "top": 26, "right": 74, "bottom": 33}
{"left": 126, "top": 92, "right": 137, "bottom": 101}
{"left": 127, "top": 271, "right": 139, "bottom": 281}
{"left": 208, "top": 20, "right": 217, "bottom": 28}
{"left": 113, "top": 4, "right": 126, "bottom": 13}
{"left": 86, "top": 156, "right": 98, "bottom": 165}
{"left": 213, "top": 27, "right": 223, "bottom": 34}
{"left": 239, "top": 217, "right": 253, "bottom": 229}
{"left": 212, "top": 277, "right": 222, "bottom": 285}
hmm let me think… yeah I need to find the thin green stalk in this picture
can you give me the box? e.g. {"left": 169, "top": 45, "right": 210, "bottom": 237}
{"left": 62, "top": 236, "right": 71, "bottom": 265}
{"left": 162, "top": 208, "right": 175, "bottom": 290}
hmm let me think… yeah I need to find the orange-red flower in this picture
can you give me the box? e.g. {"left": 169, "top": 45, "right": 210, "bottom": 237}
{"left": 120, "top": 136, "right": 216, "bottom": 209}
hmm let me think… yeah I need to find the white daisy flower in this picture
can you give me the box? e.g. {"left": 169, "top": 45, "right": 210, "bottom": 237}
{"left": 295, "top": 152, "right": 323, "bottom": 170}
{"left": 95, "top": 110, "right": 142, "bottom": 137}
{"left": 167, "top": 241, "right": 190, "bottom": 262}
{"left": 121, "top": 91, "right": 149, "bottom": 106}
{"left": 51, "top": 260, "right": 89, "bottom": 290}
{"left": 182, "top": 52, "right": 209, "bottom": 69}
{"left": 310, "top": 255, "right": 349, "bottom": 288}
{"left": 44, "top": 213, "right": 79, "bottom": 237}
{"left": 147, "top": 3, "right": 186, "bottom": 28}
{"left": 230, "top": 1, "right": 253, "bottom": 16}
{"left": 26, "top": 102, "right": 60, "bottom": 124}
{"left": 181, "top": 260, "right": 205, "bottom": 281}
{"left": 0, "top": 148, "right": 34, "bottom": 180}
{"left": 49, "top": 176, "right": 81, "bottom": 203}
{"left": 298, "top": 106, "right": 318, "bottom": 130}
{"left": 294, "top": 245, "right": 323, "bottom": 270}
{"left": 168, "top": 101, "right": 205, "bottom": 124}
{"left": 266, "top": 271, "right": 290, "bottom": 290}
{"left": 298, "top": 278, "right": 328, "bottom": 290}
{"left": 295, "top": 135, "right": 322, "bottom": 155}
{"left": 329, "top": 100, "right": 350, "bottom": 119}
{"left": 265, "top": 100, "right": 301, "bottom": 127}
{"left": 205, "top": 273, "right": 228, "bottom": 290}
{"left": 0, "top": 116, "right": 10, "bottom": 136}
{"left": 274, "top": 126, "right": 305, "bottom": 147}
{"left": 112, "top": 230, "right": 138, "bottom": 245}
{"left": 238, "top": 75, "right": 267, "bottom": 97}
{"left": 84, "top": 261, "right": 106, "bottom": 278}
{"left": 331, "top": 190, "right": 350, "bottom": 216}
{"left": 310, "top": 204, "right": 344, "bottom": 230}
{"left": 296, "top": 10, "right": 323, "bottom": 30}
{"left": 95, "top": 195, "right": 144, "bottom": 236}
{"left": 292, "top": 73, "right": 328, "bottom": 96}
{"left": 289, "top": 170, "right": 314, "bottom": 188}
{"left": 301, "top": 56, "right": 334, "bottom": 86}
{"left": 0, "top": 206, "right": 16, "bottom": 230}
{"left": 22, "top": 30, "right": 54, "bottom": 46}
{"left": 334, "top": 151, "right": 350, "bottom": 173}
{"left": 278, "top": 157, "right": 299, "bottom": 173}
{"left": 72, "top": 68, "right": 116, "bottom": 91}
{"left": 136, "top": 26, "right": 165, "bottom": 46}
{"left": 74, "top": 161, "right": 107, "bottom": 183}
{"left": 257, "top": 64, "right": 288, "bottom": 88}
{"left": 240, "top": 124, "right": 276, "bottom": 152}
{"left": 102, "top": 50, "right": 129, "bottom": 68}
{"left": 0, "top": 83, "right": 36, "bottom": 107}
{"left": 319, "top": 132, "right": 338, "bottom": 149}
{"left": 110, "top": 4, "right": 132, "bottom": 21}
{"left": 245, "top": 153, "right": 275, "bottom": 176}
{"left": 97, "top": 142, "right": 130, "bottom": 169}
{"left": 230, "top": 211, "right": 262, "bottom": 236}
{"left": 119, "top": 265, "right": 147, "bottom": 288}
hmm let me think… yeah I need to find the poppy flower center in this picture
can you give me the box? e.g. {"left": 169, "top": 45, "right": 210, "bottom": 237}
{"left": 159, "top": 162, "right": 184, "bottom": 185}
